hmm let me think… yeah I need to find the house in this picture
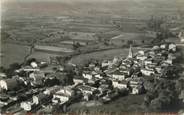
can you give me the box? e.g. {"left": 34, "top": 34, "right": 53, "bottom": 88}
{"left": 82, "top": 71, "right": 93, "bottom": 80}
{"left": 57, "top": 87, "right": 74, "bottom": 96}
{"left": 111, "top": 70, "right": 127, "bottom": 81}
{"left": 98, "top": 79, "right": 112, "bottom": 86}
{"left": 83, "top": 71, "right": 102, "bottom": 80}
{"left": 83, "top": 93, "right": 92, "bottom": 101}
{"left": 131, "top": 85, "right": 144, "bottom": 95}
{"left": 141, "top": 68, "right": 155, "bottom": 76}
{"left": 0, "top": 73, "right": 6, "bottom": 79}
{"left": 160, "top": 44, "right": 167, "bottom": 49}
{"left": 101, "top": 60, "right": 112, "bottom": 68}
{"left": 119, "top": 68, "right": 132, "bottom": 76}
{"left": 127, "top": 77, "right": 144, "bottom": 94}
{"left": 88, "top": 63, "right": 96, "bottom": 69}
{"left": 77, "top": 85, "right": 97, "bottom": 95}
{"left": 43, "top": 86, "right": 61, "bottom": 95}
{"left": 29, "top": 71, "right": 45, "bottom": 87}
{"left": 104, "top": 68, "right": 117, "bottom": 75}
{"left": 121, "top": 59, "right": 133, "bottom": 67}
{"left": 38, "top": 61, "right": 48, "bottom": 68}
{"left": 29, "top": 71, "right": 45, "bottom": 80}
{"left": 155, "top": 66, "right": 162, "bottom": 74}
{"left": 178, "top": 31, "right": 184, "bottom": 42}
{"left": 30, "top": 62, "right": 38, "bottom": 68}
{"left": 145, "top": 63, "right": 157, "bottom": 70}
{"left": 22, "top": 66, "right": 40, "bottom": 72}
{"left": 132, "top": 63, "right": 141, "bottom": 70}
{"left": 93, "top": 71, "right": 104, "bottom": 79}
{"left": 157, "top": 52, "right": 162, "bottom": 57}
{"left": 152, "top": 56, "right": 163, "bottom": 64}
{"left": 131, "top": 72, "right": 142, "bottom": 78}
{"left": 128, "top": 78, "right": 143, "bottom": 87}
{"left": 94, "top": 66, "right": 101, "bottom": 72}
{"left": 163, "top": 59, "right": 173, "bottom": 65}
{"left": 144, "top": 58, "right": 153, "bottom": 65}
{"left": 168, "top": 43, "right": 177, "bottom": 52}
{"left": 112, "top": 57, "right": 121, "bottom": 65}
{"left": 112, "top": 80, "right": 128, "bottom": 89}
{"left": 52, "top": 87, "right": 74, "bottom": 104}
{"left": 152, "top": 46, "right": 160, "bottom": 51}
{"left": 148, "top": 51, "right": 156, "bottom": 58}
{"left": 132, "top": 59, "right": 140, "bottom": 65}
{"left": 138, "top": 50, "right": 145, "bottom": 55}
{"left": 57, "top": 66, "right": 65, "bottom": 72}
{"left": 20, "top": 101, "right": 35, "bottom": 111}
{"left": 98, "top": 84, "right": 111, "bottom": 94}
{"left": 94, "top": 74, "right": 103, "bottom": 79}
{"left": 73, "top": 76, "right": 84, "bottom": 85}
{"left": 119, "top": 64, "right": 129, "bottom": 70}
{"left": 0, "top": 94, "right": 16, "bottom": 107}
{"left": 136, "top": 55, "right": 147, "bottom": 61}
{"left": 87, "top": 77, "right": 100, "bottom": 86}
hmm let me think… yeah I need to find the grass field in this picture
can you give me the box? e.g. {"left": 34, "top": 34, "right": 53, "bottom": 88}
{"left": 69, "top": 94, "right": 145, "bottom": 113}
{"left": 1, "top": 43, "right": 30, "bottom": 67}
{"left": 0, "top": 43, "right": 65, "bottom": 67}
{"left": 110, "top": 32, "right": 154, "bottom": 46}
{"left": 69, "top": 47, "right": 148, "bottom": 65}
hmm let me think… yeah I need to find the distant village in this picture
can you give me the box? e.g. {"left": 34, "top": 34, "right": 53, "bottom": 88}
{"left": 0, "top": 41, "right": 183, "bottom": 113}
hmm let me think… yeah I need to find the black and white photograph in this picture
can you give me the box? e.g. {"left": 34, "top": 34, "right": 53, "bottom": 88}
{"left": 0, "top": 0, "right": 184, "bottom": 114}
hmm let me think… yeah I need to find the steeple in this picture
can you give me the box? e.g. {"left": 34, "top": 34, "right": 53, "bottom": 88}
{"left": 128, "top": 44, "right": 133, "bottom": 58}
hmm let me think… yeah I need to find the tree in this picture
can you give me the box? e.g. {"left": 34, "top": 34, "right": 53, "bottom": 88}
{"left": 0, "top": 66, "right": 6, "bottom": 73}
{"left": 23, "top": 40, "right": 36, "bottom": 63}
{"left": 127, "top": 40, "right": 133, "bottom": 46}
{"left": 179, "top": 90, "right": 184, "bottom": 102}
{"left": 143, "top": 81, "right": 154, "bottom": 91}
{"left": 54, "top": 71, "right": 74, "bottom": 86}
{"left": 175, "top": 79, "right": 184, "bottom": 93}
{"left": 5, "top": 63, "right": 21, "bottom": 77}
{"left": 144, "top": 95, "right": 152, "bottom": 106}
{"left": 25, "top": 58, "right": 37, "bottom": 66}
{"left": 149, "top": 98, "right": 163, "bottom": 111}
{"left": 9, "top": 63, "right": 21, "bottom": 70}
{"left": 73, "top": 41, "right": 81, "bottom": 50}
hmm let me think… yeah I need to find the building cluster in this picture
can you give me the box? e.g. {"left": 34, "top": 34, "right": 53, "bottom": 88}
{"left": 0, "top": 42, "right": 179, "bottom": 113}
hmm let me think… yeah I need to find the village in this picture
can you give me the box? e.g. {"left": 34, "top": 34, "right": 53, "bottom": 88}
{"left": 0, "top": 41, "right": 183, "bottom": 114}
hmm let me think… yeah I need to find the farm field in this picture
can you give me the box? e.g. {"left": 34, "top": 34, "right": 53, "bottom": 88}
{"left": 34, "top": 45, "right": 74, "bottom": 53}
{"left": 111, "top": 33, "right": 147, "bottom": 40}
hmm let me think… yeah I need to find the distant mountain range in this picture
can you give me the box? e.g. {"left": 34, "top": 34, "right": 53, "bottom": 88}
{"left": 2, "top": 0, "right": 184, "bottom": 19}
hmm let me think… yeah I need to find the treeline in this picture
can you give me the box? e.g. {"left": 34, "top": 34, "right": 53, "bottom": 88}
{"left": 142, "top": 79, "right": 178, "bottom": 112}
